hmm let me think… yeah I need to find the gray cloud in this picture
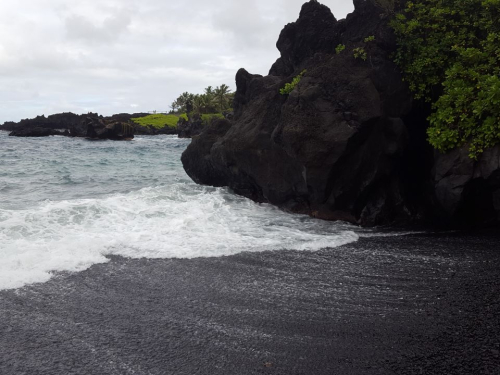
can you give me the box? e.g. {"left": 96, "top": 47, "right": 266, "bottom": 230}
{"left": 65, "top": 11, "right": 132, "bottom": 44}
{"left": 0, "top": 0, "right": 354, "bottom": 123}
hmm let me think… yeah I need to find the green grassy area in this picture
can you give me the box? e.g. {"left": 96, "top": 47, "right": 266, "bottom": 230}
{"left": 130, "top": 112, "right": 225, "bottom": 130}
{"left": 131, "top": 114, "right": 180, "bottom": 129}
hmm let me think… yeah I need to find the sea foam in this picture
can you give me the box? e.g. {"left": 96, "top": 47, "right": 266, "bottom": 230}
{"left": 0, "top": 183, "right": 358, "bottom": 290}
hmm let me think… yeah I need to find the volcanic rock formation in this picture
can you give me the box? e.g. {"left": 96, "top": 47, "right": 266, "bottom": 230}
{"left": 3, "top": 112, "right": 138, "bottom": 140}
{"left": 182, "top": 0, "right": 500, "bottom": 228}
{"left": 83, "top": 117, "right": 134, "bottom": 140}
{"left": 177, "top": 116, "right": 204, "bottom": 139}
{"left": 2, "top": 113, "right": 96, "bottom": 133}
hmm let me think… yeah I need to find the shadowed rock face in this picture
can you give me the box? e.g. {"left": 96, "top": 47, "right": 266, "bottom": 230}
{"left": 183, "top": 0, "right": 499, "bottom": 228}
{"left": 182, "top": 0, "right": 413, "bottom": 226}
{"left": 83, "top": 117, "right": 135, "bottom": 140}
{"left": 432, "top": 147, "right": 500, "bottom": 226}
{"left": 177, "top": 117, "right": 204, "bottom": 139}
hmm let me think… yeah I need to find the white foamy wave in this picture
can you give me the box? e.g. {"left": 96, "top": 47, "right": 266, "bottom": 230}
{"left": 0, "top": 184, "right": 358, "bottom": 290}
{"left": 133, "top": 136, "right": 178, "bottom": 143}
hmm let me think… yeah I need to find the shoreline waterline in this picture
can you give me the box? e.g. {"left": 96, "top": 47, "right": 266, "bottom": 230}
{"left": 1, "top": 232, "right": 498, "bottom": 374}
{"left": 1, "top": 133, "right": 361, "bottom": 290}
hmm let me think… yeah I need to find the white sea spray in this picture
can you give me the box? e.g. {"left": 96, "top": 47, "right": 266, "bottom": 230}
{"left": 0, "top": 134, "right": 359, "bottom": 290}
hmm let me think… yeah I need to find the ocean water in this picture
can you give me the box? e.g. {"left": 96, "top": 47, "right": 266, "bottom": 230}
{"left": 0, "top": 131, "right": 360, "bottom": 290}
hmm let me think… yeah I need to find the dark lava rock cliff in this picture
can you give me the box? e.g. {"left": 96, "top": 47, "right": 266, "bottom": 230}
{"left": 182, "top": 0, "right": 500, "bottom": 228}
{"left": 181, "top": 0, "right": 498, "bottom": 228}
{"left": 82, "top": 117, "right": 135, "bottom": 140}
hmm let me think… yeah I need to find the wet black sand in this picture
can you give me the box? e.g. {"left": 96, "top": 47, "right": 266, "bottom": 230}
{"left": 1, "top": 232, "right": 499, "bottom": 374}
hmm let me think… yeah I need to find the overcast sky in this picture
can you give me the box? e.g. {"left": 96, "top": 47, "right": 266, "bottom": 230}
{"left": 0, "top": 0, "right": 354, "bottom": 123}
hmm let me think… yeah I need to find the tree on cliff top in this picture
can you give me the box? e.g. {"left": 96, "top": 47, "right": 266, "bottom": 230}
{"left": 214, "top": 84, "right": 231, "bottom": 112}
{"left": 170, "top": 85, "right": 233, "bottom": 115}
{"left": 391, "top": 0, "right": 500, "bottom": 159}
{"left": 170, "top": 92, "right": 194, "bottom": 113}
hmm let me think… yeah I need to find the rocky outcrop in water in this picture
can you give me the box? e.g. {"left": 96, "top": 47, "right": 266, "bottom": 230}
{"left": 182, "top": 0, "right": 500, "bottom": 228}
{"left": 83, "top": 117, "right": 134, "bottom": 140}
{"left": 1, "top": 112, "right": 181, "bottom": 138}
{"left": 8, "top": 127, "right": 68, "bottom": 137}
{"left": 2, "top": 112, "right": 137, "bottom": 140}
{"left": 2, "top": 113, "right": 97, "bottom": 133}
{"left": 177, "top": 116, "right": 204, "bottom": 139}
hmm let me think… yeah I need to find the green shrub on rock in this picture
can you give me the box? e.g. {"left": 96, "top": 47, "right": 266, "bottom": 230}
{"left": 353, "top": 47, "right": 368, "bottom": 61}
{"left": 280, "top": 70, "right": 307, "bottom": 95}
{"left": 391, "top": 0, "right": 500, "bottom": 159}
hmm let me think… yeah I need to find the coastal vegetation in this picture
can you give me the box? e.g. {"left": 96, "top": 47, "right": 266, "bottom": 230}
{"left": 352, "top": 36, "right": 374, "bottom": 61}
{"left": 280, "top": 70, "right": 307, "bottom": 95}
{"left": 170, "top": 84, "right": 234, "bottom": 115}
{"left": 199, "top": 113, "right": 225, "bottom": 126}
{"left": 353, "top": 47, "right": 367, "bottom": 61}
{"left": 131, "top": 84, "right": 233, "bottom": 130}
{"left": 391, "top": 0, "right": 500, "bottom": 159}
{"left": 131, "top": 114, "right": 180, "bottom": 129}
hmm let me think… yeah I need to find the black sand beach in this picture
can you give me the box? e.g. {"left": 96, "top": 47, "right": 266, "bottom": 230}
{"left": 1, "top": 232, "right": 499, "bottom": 375}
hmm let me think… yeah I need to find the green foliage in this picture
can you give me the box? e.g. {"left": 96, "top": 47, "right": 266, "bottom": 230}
{"left": 131, "top": 114, "right": 180, "bottom": 129}
{"left": 201, "top": 113, "right": 225, "bottom": 126}
{"left": 391, "top": 0, "right": 500, "bottom": 159}
{"left": 170, "top": 84, "right": 233, "bottom": 115}
{"left": 192, "top": 94, "right": 215, "bottom": 114}
{"left": 335, "top": 44, "right": 346, "bottom": 54}
{"left": 214, "top": 84, "right": 232, "bottom": 112}
{"left": 179, "top": 113, "right": 188, "bottom": 121}
{"left": 353, "top": 47, "right": 368, "bottom": 61}
{"left": 364, "top": 35, "right": 376, "bottom": 43}
{"left": 170, "top": 92, "right": 194, "bottom": 113}
{"left": 280, "top": 70, "right": 307, "bottom": 95}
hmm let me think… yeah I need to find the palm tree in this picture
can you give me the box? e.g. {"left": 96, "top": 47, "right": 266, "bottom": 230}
{"left": 170, "top": 92, "right": 194, "bottom": 113}
{"left": 204, "top": 86, "right": 214, "bottom": 97}
{"left": 192, "top": 95, "right": 205, "bottom": 115}
{"left": 214, "top": 84, "right": 231, "bottom": 112}
{"left": 191, "top": 94, "right": 214, "bottom": 115}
